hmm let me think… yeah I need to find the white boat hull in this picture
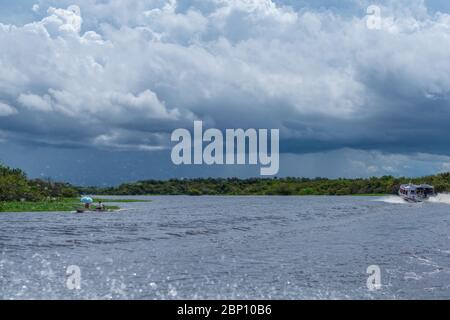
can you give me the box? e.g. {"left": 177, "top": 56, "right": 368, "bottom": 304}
{"left": 399, "top": 194, "right": 423, "bottom": 203}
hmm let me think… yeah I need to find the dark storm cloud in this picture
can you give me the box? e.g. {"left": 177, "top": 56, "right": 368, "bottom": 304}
{"left": 0, "top": 0, "right": 449, "bottom": 168}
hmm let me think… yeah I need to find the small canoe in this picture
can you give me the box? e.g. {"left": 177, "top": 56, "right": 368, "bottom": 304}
{"left": 74, "top": 208, "right": 109, "bottom": 213}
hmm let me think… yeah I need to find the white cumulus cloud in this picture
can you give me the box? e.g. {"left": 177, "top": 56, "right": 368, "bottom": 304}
{"left": 0, "top": 0, "right": 449, "bottom": 156}
{"left": 0, "top": 102, "right": 18, "bottom": 116}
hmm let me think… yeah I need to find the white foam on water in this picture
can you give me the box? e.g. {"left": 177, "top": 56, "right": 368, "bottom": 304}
{"left": 375, "top": 194, "right": 450, "bottom": 205}
{"left": 427, "top": 193, "right": 450, "bottom": 205}
{"left": 375, "top": 196, "right": 408, "bottom": 204}
{"left": 404, "top": 272, "right": 422, "bottom": 281}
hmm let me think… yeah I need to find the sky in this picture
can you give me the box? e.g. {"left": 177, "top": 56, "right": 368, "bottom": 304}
{"left": 0, "top": 0, "right": 450, "bottom": 185}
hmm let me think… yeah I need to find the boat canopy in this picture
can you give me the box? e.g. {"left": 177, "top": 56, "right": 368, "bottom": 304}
{"left": 400, "top": 184, "right": 434, "bottom": 192}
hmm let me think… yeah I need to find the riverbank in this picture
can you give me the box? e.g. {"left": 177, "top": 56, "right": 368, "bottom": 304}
{"left": 0, "top": 198, "right": 151, "bottom": 213}
{"left": 2, "top": 162, "right": 450, "bottom": 202}
{"left": 79, "top": 174, "right": 450, "bottom": 196}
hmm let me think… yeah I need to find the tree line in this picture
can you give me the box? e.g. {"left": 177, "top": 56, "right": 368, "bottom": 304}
{"left": 2, "top": 162, "right": 450, "bottom": 200}
{"left": 0, "top": 164, "right": 78, "bottom": 201}
{"left": 79, "top": 174, "right": 450, "bottom": 196}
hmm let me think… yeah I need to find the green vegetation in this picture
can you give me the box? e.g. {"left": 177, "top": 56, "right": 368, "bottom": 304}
{"left": 0, "top": 163, "right": 84, "bottom": 212}
{"left": 3, "top": 162, "right": 450, "bottom": 212}
{"left": 0, "top": 164, "right": 134, "bottom": 212}
{"left": 0, "top": 199, "right": 119, "bottom": 213}
{"left": 80, "top": 173, "right": 450, "bottom": 196}
{"left": 93, "top": 198, "right": 152, "bottom": 203}
{"left": 0, "top": 164, "right": 78, "bottom": 202}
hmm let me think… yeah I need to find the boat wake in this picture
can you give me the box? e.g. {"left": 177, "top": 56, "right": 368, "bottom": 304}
{"left": 375, "top": 196, "right": 408, "bottom": 204}
{"left": 427, "top": 193, "right": 450, "bottom": 205}
{"left": 375, "top": 194, "right": 450, "bottom": 205}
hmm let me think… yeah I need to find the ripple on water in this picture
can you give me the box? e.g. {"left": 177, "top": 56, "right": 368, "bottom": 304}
{"left": 1, "top": 196, "right": 450, "bottom": 299}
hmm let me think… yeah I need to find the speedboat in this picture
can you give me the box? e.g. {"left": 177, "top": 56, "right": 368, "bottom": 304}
{"left": 398, "top": 183, "right": 435, "bottom": 202}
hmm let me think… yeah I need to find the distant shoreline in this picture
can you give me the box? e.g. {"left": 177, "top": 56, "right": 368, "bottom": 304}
{"left": 99, "top": 194, "right": 390, "bottom": 197}
{"left": 79, "top": 175, "right": 450, "bottom": 197}
{"left": 2, "top": 163, "right": 449, "bottom": 211}
{"left": 0, "top": 195, "right": 390, "bottom": 213}
{"left": 0, "top": 198, "right": 150, "bottom": 213}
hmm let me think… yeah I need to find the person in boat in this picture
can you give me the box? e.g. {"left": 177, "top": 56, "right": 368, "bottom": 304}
{"left": 96, "top": 201, "right": 106, "bottom": 211}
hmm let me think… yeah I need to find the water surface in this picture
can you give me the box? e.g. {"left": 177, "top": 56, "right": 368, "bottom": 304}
{"left": 1, "top": 196, "right": 449, "bottom": 299}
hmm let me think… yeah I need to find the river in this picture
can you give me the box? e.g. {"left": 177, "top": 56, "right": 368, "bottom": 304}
{"left": 1, "top": 196, "right": 449, "bottom": 299}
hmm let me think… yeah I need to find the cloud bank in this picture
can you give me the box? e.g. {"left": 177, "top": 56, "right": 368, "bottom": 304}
{"left": 0, "top": 0, "right": 449, "bottom": 174}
